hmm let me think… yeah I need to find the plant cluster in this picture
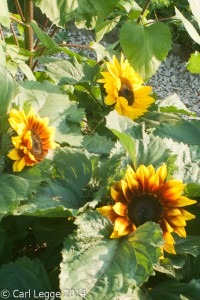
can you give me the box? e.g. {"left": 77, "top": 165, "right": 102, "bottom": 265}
{"left": 0, "top": 0, "right": 200, "bottom": 299}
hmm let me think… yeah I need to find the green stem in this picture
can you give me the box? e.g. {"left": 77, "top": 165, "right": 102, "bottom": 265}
{"left": 137, "top": 0, "right": 151, "bottom": 24}
{"left": 24, "top": 0, "right": 34, "bottom": 67}
{"left": 14, "top": 0, "right": 25, "bottom": 22}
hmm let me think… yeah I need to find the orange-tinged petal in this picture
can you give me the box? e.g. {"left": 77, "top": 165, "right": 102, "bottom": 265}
{"left": 163, "top": 232, "right": 176, "bottom": 254}
{"left": 125, "top": 167, "right": 139, "bottom": 193}
{"left": 114, "top": 217, "right": 131, "bottom": 236}
{"left": 164, "top": 196, "right": 197, "bottom": 207}
{"left": 110, "top": 230, "right": 120, "bottom": 238}
{"left": 179, "top": 209, "right": 196, "bottom": 220}
{"left": 147, "top": 165, "right": 155, "bottom": 177}
{"left": 121, "top": 179, "right": 132, "bottom": 202}
{"left": 173, "top": 226, "right": 186, "bottom": 238}
{"left": 113, "top": 202, "right": 127, "bottom": 217}
{"left": 168, "top": 215, "right": 186, "bottom": 227}
{"left": 111, "top": 183, "right": 127, "bottom": 204}
{"left": 160, "top": 218, "right": 174, "bottom": 233}
{"left": 147, "top": 173, "right": 160, "bottom": 192}
{"left": 136, "top": 165, "right": 151, "bottom": 190}
{"left": 156, "top": 164, "right": 167, "bottom": 185}
{"left": 164, "top": 208, "right": 181, "bottom": 217}
{"left": 159, "top": 180, "right": 184, "bottom": 200}
{"left": 96, "top": 205, "right": 117, "bottom": 223}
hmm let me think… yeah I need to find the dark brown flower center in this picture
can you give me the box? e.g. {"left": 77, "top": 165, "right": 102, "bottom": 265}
{"left": 118, "top": 78, "right": 134, "bottom": 106}
{"left": 30, "top": 129, "right": 45, "bottom": 161}
{"left": 128, "top": 194, "right": 162, "bottom": 227}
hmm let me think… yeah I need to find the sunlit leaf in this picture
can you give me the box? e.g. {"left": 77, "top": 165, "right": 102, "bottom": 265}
{"left": 188, "top": 0, "right": 200, "bottom": 29}
{"left": 174, "top": 7, "right": 200, "bottom": 45}
{"left": 187, "top": 51, "right": 200, "bottom": 74}
{"left": 0, "top": 66, "right": 16, "bottom": 117}
{"left": 0, "top": 0, "right": 10, "bottom": 28}
{"left": 120, "top": 22, "right": 171, "bottom": 80}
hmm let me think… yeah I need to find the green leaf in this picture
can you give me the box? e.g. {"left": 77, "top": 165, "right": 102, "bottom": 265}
{"left": 174, "top": 235, "right": 200, "bottom": 257}
{"left": 34, "top": 0, "right": 119, "bottom": 28}
{"left": 106, "top": 110, "right": 140, "bottom": 134}
{"left": 83, "top": 133, "right": 114, "bottom": 154}
{"left": 0, "top": 175, "right": 29, "bottom": 220}
{"left": 43, "top": 58, "right": 84, "bottom": 84}
{"left": 111, "top": 130, "right": 136, "bottom": 166}
{"left": 17, "top": 62, "right": 36, "bottom": 81}
{"left": 53, "top": 100, "right": 85, "bottom": 147}
{"left": 188, "top": 0, "right": 200, "bottom": 29}
{"left": 95, "top": 16, "right": 121, "bottom": 42}
{"left": 0, "top": 66, "right": 16, "bottom": 117}
{"left": 0, "top": 257, "right": 51, "bottom": 293}
{"left": 154, "top": 120, "right": 200, "bottom": 145}
{"left": 174, "top": 7, "right": 200, "bottom": 45}
{"left": 0, "top": 44, "right": 6, "bottom": 67}
{"left": 60, "top": 212, "right": 163, "bottom": 299}
{"left": 157, "top": 93, "right": 194, "bottom": 115}
{"left": 187, "top": 51, "right": 200, "bottom": 74}
{"left": 120, "top": 22, "right": 171, "bottom": 80}
{"left": 185, "top": 183, "right": 200, "bottom": 198}
{"left": 30, "top": 21, "right": 59, "bottom": 49}
{"left": 136, "top": 133, "right": 172, "bottom": 169}
{"left": 150, "top": 279, "right": 200, "bottom": 300}
{"left": 0, "top": 0, "right": 10, "bottom": 28}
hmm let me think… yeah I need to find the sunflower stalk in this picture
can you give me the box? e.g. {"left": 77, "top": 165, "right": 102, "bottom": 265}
{"left": 137, "top": 0, "right": 152, "bottom": 24}
{"left": 24, "top": 0, "right": 34, "bottom": 67}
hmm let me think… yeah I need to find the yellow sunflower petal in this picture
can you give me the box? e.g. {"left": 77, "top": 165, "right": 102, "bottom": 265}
{"left": 159, "top": 180, "right": 185, "bottom": 201}
{"left": 111, "top": 182, "right": 127, "bottom": 204}
{"left": 173, "top": 226, "right": 186, "bottom": 238}
{"left": 163, "top": 232, "right": 176, "bottom": 254}
{"left": 96, "top": 205, "right": 117, "bottom": 223}
{"left": 7, "top": 148, "right": 22, "bottom": 160}
{"left": 168, "top": 215, "right": 186, "bottom": 227}
{"left": 156, "top": 164, "right": 167, "bottom": 185}
{"left": 13, "top": 157, "right": 26, "bottom": 172}
{"left": 114, "top": 217, "right": 131, "bottom": 236}
{"left": 179, "top": 208, "right": 196, "bottom": 220}
{"left": 165, "top": 196, "right": 197, "bottom": 207}
{"left": 113, "top": 202, "right": 127, "bottom": 217}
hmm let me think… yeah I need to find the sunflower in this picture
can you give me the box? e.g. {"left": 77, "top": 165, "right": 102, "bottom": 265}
{"left": 97, "top": 164, "right": 196, "bottom": 254}
{"left": 7, "top": 108, "right": 59, "bottom": 172}
{"left": 98, "top": 54, "right": 154, "bottom": 120}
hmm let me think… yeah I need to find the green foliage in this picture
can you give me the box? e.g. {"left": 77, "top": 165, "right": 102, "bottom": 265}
{"left": 0, "top": 0, "right": 200, "bottom": 298}
{"left": 60, "top": 212, "right": 163, "bottom": 299}
{"left": 120, "top": 22, "right": 172, "bottom": 80}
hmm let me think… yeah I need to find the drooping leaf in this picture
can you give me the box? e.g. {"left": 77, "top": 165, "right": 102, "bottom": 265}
{"left": 120, "top": 22, "right": 172, "bottom": 80}
{"left": 187, "top": 51, "right": 200, "bottom": 74}
{"left": 95, "top": 16, "right": 121, "bottom": 42}
{"left": 174, "top": 7, "right": 200, "bottom": 45}
{"left": 30, "top": 21, "right": 59, "bottom": 49}
{"left": 60, "top": 212, "right": 163, "bottom": 299}
{"left": 0, "top": 257, "right": 52, "bottom": 293}
{"left": 0, "top": 175, "right": 29, "bottom": 220}
{"left": 0, "top": 0, "right": 10, "bottom": 28}
{"left": 0, "top": 66, "right": 16, "bottom": 117}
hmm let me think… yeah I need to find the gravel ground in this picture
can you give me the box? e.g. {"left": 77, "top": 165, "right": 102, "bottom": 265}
{"left": 59, "top": 30, "right": 200, "bottom": 116}
{"left": 12, "top": 25, "right": 200, "bottom": 116}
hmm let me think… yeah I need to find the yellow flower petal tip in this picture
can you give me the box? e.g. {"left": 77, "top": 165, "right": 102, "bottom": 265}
{"left": 97, "top": 164, "right": 196, "bottom": 255}
{"left": 98, "top": 54, "right": 154, "bottom": 120}
{"left": 8, "top": 107, "right": 59, "bottom": 172}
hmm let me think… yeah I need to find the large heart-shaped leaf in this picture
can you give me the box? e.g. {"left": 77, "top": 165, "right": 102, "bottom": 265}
{"left": 120, "top": 22, "right": 171, "bottom": 80}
